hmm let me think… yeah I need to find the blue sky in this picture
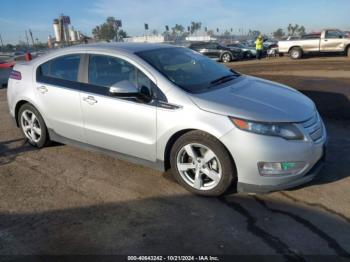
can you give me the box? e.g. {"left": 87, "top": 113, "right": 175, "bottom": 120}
{"left": 1, "top": 0, "right": 349, "bottom": 44}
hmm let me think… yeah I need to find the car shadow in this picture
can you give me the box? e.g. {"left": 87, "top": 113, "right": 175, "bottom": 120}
{"left": 299, "top": 52, "right": 346, "bottom": 60}
{"left": 0, "top": 138, "right": 63, "bottom": 166}
{"left": 0, "top": 138, "right": 35, "bottom": 166}
{"left": 300, "top": 90, "right": 350, "bottom": 121}
{"left": 0, "top": 194, "right": 349, "bottom": 257}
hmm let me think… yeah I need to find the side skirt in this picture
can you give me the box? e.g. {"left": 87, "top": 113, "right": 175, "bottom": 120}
{"left": 48, "top": 129, "right": 165, "bottom": 172}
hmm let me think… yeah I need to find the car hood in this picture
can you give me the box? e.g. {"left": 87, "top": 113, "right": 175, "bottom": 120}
{"left": 189, "top": 76, "right": 315, "bottom": 122}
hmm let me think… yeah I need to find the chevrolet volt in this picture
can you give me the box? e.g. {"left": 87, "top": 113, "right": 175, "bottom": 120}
{"left": 7, "top": 43, "right": 327, "bottom": 196}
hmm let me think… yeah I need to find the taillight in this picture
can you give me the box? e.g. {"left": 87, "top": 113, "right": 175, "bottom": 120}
{"left": 9, "top": 70, "right": 21, "bottom": 80}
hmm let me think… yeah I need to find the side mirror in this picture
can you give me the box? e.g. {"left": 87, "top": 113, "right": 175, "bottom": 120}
{"left": 109, "top": 80, "right": 139, "bottom": 97}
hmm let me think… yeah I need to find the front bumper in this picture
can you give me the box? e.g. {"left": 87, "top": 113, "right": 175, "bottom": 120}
{"left": 220, "top": 121, "right": 327, "bottom": 194}
{"left": 237, "top": 150, "right": 325, "bottom": 193}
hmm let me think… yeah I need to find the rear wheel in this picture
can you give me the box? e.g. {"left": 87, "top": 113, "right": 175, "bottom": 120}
{"left": 170, "top": 131, "right": 235, "bottom": 196}
{"left": 347, "top": 47, "right": 350, "bottom": 58}
{"left": 18, "top": 104, "right": 50, "bottom": 148}
{"left": 221, "top": 52, "right": 232, "bottom": 63}
{"left": 290, "top": 47, "right": 302, "bottom": 59}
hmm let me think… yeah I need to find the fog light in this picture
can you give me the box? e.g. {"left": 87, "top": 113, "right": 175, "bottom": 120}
{"left": 258, "top": 161, "right": 306, "bottom": 176}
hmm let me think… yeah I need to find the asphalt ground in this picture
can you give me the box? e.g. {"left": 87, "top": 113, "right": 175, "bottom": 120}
{"left": 0, "top": 56, "right": 349, "bottom": 260}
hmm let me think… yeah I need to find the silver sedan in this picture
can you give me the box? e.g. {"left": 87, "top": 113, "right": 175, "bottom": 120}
{"left": 7, "top": 43, "right": 327, "bottom": 196}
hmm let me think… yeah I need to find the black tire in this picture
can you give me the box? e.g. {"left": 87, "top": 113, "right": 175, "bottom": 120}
{"left": 289, "top": 47, "right": 302, "bottom": 59}
{"left": 221, "top": 52, "right": 232, "bottom": 63}
{"left": 170, "top": 130, "right": 236, "bottom": 196}
{"left": 347, "top": 47, "right": 350, "bottom": 58}
{"left": 18, "top": 103, "right": 50, "bottom": 148}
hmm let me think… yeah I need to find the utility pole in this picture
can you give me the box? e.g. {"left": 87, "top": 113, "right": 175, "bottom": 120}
{"left": 0, "top": 33, "right": 4, "bottom": 52}
{"left": 29, "top": 29, "right": 35, "bottom": 49}
{"left": 144, "top": 23, "right": 149, "bottom": 42}
{"left": 25, "top": 30, "right": 30, "bottom": 48}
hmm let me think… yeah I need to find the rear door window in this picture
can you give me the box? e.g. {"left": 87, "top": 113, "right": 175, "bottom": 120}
{"left": 37, "top": 54, "right": 81, "bottom": 89}
{"left": 38, "top": 55, "right": 80, "bottom": 81}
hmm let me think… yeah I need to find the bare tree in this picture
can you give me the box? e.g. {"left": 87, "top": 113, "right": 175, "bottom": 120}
{"left": 287, "top": 24, "right": 306, "bottom": 36}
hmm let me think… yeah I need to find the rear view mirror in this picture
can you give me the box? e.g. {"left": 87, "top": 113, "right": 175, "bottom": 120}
{"left": 109, "top": 80, "right": 139, "bottom": 97}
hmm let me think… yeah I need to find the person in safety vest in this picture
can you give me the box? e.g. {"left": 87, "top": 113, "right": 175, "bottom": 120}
{"left": 256, "top": 35, "right": 264, "bottom": 60}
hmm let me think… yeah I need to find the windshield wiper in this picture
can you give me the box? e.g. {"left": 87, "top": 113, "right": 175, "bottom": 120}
{"left": 210, "top": 74, "right": 238, "bottom": 87}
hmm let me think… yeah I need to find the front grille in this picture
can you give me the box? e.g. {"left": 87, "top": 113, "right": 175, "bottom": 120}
{"left": 301, "top": 112, "right": 324, "bottom": 142}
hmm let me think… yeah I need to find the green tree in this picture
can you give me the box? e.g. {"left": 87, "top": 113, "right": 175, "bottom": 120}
{"left": 273, "top": 28, "right": 285, "bottom": 39}
{"left": 171, "top": 24, "right": 184, "bottom": 36}
{"left": 190, "top": 21, "right": 202, "bottom": 34}
{"left": 248, "top": 30, "right": 261, "bottom": 38}
{"left": 207, "top": 30, "right": 214, "bottom": 36}
{"left": 92, "top": 17, "right": 128, "bottom": 41}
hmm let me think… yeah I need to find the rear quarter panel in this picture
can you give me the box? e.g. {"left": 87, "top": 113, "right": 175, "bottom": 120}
{"left": 7, "top": 63, "right": 36, "bottom": 119}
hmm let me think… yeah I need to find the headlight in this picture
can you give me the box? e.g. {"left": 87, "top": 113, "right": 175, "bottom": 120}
{"left": 229, "top": 117, "right": 304, "bottom": 140}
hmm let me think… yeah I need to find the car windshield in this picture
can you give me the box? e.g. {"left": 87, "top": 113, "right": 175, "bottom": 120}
{"left": 136, "top": 47, "right": 240, "bottom": 93}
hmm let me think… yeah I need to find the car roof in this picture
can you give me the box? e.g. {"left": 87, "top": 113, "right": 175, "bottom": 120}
{"left": 62, "top": 42, "right": 176, "bottom": 54}
{"left": 31, "top": 42, "right": 180, "bottom": 64}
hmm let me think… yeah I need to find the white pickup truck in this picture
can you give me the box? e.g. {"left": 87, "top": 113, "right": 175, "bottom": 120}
{"left": 278, "top": 29, "right": 350, "bottom": 59}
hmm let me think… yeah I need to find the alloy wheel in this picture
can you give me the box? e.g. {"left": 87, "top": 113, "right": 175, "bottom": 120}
{"left": 291, "top": 50, "right": 300, "bottom": 59}
{"left": 20, "top": 109, "right": 42, "bottom": 143}
{"left": 222, "top": 53, "right": 231, "bottom": 63}
{"left": 176, "top": 143, "right": 222, "bottom": 191}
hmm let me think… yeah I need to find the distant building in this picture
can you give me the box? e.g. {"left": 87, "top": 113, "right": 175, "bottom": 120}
{"left": 185, "top": 35, "right": 217, "bottom": 42}
{"left": 50, "top": 14, "right": 85, "bottom": 47}
{"left": 123, "top": 35, "right": 165, "bottom": 43}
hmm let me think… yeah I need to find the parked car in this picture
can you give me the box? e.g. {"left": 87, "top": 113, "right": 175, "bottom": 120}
{"left": 12, "top": 51, "right": 26, "bottom": 61}
{"left": 278, "top": 29, "right": 350, "bottom": 59}
{"left": 227, "top": 43, "right": 257, "bottom": 58}
{"left": 300, "top": 33, "right": 321, "bottom": 40}
{"left": 188, "top": 41, "right": 242, "bottom": 62}
{"left": 7, "top": 43, "right": 327, "bottom": 196}
{"left": 284, "top": 36, "right": 300, "bottom": 41}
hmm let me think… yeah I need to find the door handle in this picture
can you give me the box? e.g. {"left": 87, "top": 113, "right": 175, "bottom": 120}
{"left": 83, "top": 96, "right": 98, "bottom": 105}
{"left": 37, "top": 86, "right": 48, "bottom": 94}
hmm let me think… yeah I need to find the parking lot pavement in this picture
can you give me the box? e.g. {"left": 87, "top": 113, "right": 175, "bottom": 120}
{"left": 0, "top": 57, "right": 350, "bottom": 257}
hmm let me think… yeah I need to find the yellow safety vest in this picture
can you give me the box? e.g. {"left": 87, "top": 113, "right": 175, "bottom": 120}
{"left": 256, "top": 39, "right": 263, "bottom": 50}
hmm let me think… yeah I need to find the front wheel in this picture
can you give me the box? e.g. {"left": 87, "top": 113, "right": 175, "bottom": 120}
{"left": 18, "top": 104, "right": 50, "bottom": 148}
{"left": 170, "top": 131, "right": 235, "bottom": 196}
{"left": 347, "top": 47, "right": 350, "bottom": 58}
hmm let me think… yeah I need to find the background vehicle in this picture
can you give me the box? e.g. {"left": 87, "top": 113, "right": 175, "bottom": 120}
{"left": 227, "top": 43, "right": 257, "bottom": 58}
{"left": 188, "top": 41, "right": 242, "bottom": 62}
{"left": 7, "top": 43, "right": 326, "bottom": 196}
{"left": 278, "top": 29, "right": 350, "bottom": 59}
{"left": 284, "top": 36, "right": 300, "bottom": 41}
